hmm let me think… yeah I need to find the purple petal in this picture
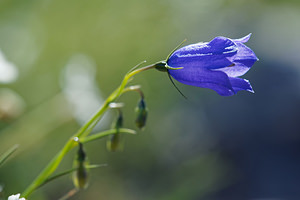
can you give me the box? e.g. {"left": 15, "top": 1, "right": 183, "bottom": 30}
{"left": 168, "top": 67, "right": 236, "bottom": 96}
{"left": 167, "top": 37, "right": 237, "bottom": 70}
{"left": 208, "top": 36, "right": 237, "bottom": 54}
{"left": 232, "top": 42, "right": 258, "bottom": 66}
{"left": 213, "top": 63, "right": 250, "bottom": 78}
{"left": 233, "top": 33, "right": 252, "bottom": 43}
{"left": 168, "top": 56, "right": 233, "bottom": 70}
{"left": 216, "top": 42, "right": 258, "bottom": 77}
{"left": 229, "top": 77, "right": 254, "bottom": 93}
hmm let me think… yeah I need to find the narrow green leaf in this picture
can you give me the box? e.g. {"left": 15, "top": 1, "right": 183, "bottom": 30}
{"left": 0, "top": 144, "right": 19, "bottom": 167}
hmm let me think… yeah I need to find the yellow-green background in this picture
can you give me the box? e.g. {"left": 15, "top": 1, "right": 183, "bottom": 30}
{"left": 1, "top": 0, "right": 300, "bottom": 199}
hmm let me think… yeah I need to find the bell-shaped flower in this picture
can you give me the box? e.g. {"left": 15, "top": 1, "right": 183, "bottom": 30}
{"left": 166, "top": 34, "right": 258, "bottom": 96}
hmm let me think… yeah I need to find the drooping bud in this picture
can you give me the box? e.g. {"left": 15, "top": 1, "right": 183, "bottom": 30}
{"left": 135, "top": 98, "right": 148, "bottom": 129}
{"left": 113, "top": 111, "right": 123, "bottom": 131}
{"left": 107, "top": 133, "right": 122, "bottom": 152}
{"left": 73, "top": 143, "right": 88, "bottom": 189}
{"left": 107, "top": 109, "right": 123, "bottom": 152}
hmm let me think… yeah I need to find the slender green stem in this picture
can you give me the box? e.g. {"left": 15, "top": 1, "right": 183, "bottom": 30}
{"left": 81, "top": 128, "right": 136, "bottom": 144}
{"left": 122, "top": 85, "right": 144, "bottom": 99}
{"left": 79, "top": 63, "right": 156, "bottom": 139}
{"left": 21, "top": 62, "right": 157, "bottom": 198}
{"left": 22, "top": 139, "right": 76, "bottom": 197}
{"left": 37, "top": 168, "right": 78, "bottom": 189}
{"left": 38, "top": 164, "right": 106, "bottom": 189}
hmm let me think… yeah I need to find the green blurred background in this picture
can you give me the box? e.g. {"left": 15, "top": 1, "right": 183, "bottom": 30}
{"left": 1, "top": 0, "right": 300, "bottom": 199}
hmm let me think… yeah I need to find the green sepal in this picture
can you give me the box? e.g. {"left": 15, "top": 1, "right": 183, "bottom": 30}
{"left": 165, "top": 64, "right": 183, "bottom": 70}
{"left": 154, "top": 37, "right": 186, "bottom": 73}
{"left": 166, "top": 39, "right": 187, "bottom": 61}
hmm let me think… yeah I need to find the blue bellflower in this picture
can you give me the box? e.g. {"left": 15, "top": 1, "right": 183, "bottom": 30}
{"left": 166, "top": 34, "right": 258, "bottom": 96}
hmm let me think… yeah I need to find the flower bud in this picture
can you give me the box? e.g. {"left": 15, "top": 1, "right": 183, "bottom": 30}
{"left": 113, "top": 112, "right": 123, "bottom": 130}
{"left": 107, "top": 110, "right": 123, "bottom": 152}
{"left": 107, "top": 133, "right": 122, "bottom": 152}
{"left": 73, "top": 143, "right": 88, "bottom": 189}
{"left": 135, "top": 98, "right": 148, "bottom": 129}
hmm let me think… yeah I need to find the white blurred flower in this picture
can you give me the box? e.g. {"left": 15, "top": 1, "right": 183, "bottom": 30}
{"left": 8, "top": 193, "right": 26, "bottom": 200}
{"left": 0, "top": 88, "right": 25, "bottom": 120}
{"left": 0, "top": 49, "right": 18, "bottom": 84}
{"left": 61, "top": 54, "right": 110, "bottom": 128}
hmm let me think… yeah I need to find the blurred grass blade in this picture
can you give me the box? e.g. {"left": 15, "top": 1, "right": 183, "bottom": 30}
{"left": 58, "top": 188, "right": 79, "bottom": 200}
{"left": 0, "top": 144, "right": 19, "bottom": 167}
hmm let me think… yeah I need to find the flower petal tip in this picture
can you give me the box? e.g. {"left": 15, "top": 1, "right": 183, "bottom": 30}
{"left": 234, "top": 33, "right": 252, "bottom": 43}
